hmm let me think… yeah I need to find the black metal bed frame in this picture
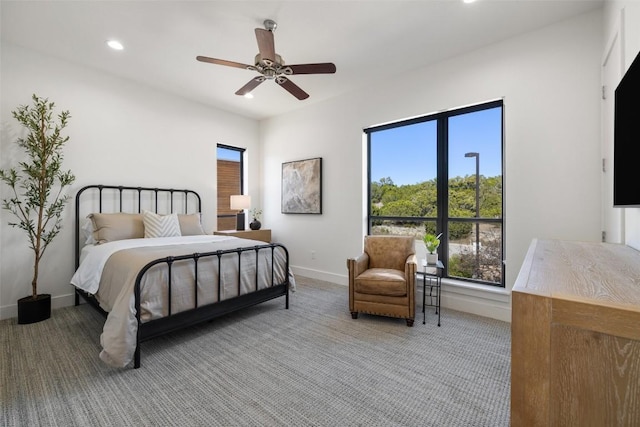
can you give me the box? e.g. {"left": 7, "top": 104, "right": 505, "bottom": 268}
{"left": 74, "top": 184, "right": 289, "bottom": 369}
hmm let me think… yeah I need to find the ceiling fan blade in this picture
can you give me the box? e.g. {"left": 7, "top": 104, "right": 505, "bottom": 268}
{"left": 196, "top": 56, "right": 254, "bottom": 70}
{"left": 235, "top": 76, "right": 266, "bottom": 96}
{"left": 276, "top": 76, "right": 309, "bottom": 100}
{"left": 255, "top": 28, "right": 276, "bottom": 62}
{"left": 283, "top": 63, "right": 337, "bottom": 75}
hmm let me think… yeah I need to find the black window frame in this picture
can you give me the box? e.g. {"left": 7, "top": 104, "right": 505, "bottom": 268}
{"left": 365, "top": 99, "right": 505, "bottom": 287}
{"left": 217, "top": 144, "right": 246, "bottom": 226}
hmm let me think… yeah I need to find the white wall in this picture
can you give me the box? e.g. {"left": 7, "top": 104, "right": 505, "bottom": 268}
{"left": 1, "top": 8, "right": 613, "bottom": 323}
{"left": 260, "top": 10, "right": 604, "bottom": 321}
{"left": 603, "top": 0, "right": 640, "bottom": 251}
{"left": 0, "top": 42, "right": 260, "bottom": 319}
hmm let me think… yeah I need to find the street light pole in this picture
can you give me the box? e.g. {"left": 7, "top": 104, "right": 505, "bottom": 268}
{"left": 465, "top": 152, "right": 480, "bottom": 277}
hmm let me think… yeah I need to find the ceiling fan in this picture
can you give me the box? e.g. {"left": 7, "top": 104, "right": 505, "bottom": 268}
{"left": 196, "top": 19, "right": 336, "bottom": 100}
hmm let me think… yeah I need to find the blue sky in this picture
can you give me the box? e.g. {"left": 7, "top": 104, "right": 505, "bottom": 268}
{"left": 217, "top": 147, "right": 241, "bottom": 161}
{"left": 370, "top": 106, "right": 502, "bottom": 186}
{"left": 217, "top": 106, "right": 502, "bottom": 186}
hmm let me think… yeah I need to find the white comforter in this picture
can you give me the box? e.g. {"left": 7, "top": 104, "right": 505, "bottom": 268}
{"left": 72, "top": 235, "right": 233, "bottom": 294}
{"left": 71, "top": 236, "right": 295, "bottom": 368}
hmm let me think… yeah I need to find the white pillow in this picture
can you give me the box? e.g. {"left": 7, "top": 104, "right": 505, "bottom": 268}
{"left": 81, "top": 218, "right": 97, "bottom": 245}
{"left": 142, "top": 210, "right": 181, "bottom": 238}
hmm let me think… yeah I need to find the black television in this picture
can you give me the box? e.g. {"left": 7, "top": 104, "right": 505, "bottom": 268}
{"left": 613, "top": 50, "right": 640, "bottom": 207}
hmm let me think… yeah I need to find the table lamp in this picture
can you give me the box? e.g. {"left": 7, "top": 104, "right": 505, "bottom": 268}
{"left": 230, "top": 195, "right": 251, "bottom": 231}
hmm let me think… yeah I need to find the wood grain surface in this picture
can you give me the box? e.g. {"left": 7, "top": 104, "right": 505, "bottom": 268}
{"left": 511, "top": 239, "right": 640, "bottom": 426}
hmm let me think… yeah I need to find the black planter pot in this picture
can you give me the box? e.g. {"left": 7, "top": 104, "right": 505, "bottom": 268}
{"left": 17, "top": 294, "right": 51, "bottom": 324}
{"left": 249, "top": 219, "right": 262, "bottom": 230}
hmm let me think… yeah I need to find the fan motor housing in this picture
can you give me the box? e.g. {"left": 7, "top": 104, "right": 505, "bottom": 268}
{"left": 254, "top": 53, "right": 284, "bottom": 79}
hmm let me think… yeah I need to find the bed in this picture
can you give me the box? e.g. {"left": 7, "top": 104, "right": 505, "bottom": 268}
{"left": 71, "top": 184, "right": 293, "bottom": 369}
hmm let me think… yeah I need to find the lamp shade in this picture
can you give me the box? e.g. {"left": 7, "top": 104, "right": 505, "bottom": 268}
{"left": 230, "top": 195, "right": 251, "bottom": 210}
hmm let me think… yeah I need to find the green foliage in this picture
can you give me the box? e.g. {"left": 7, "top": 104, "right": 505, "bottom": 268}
{"left": 423, "top": 233, "right": 441, "bottom": 254}
{"left": 423, "top": 222, "right": 437, "bottom": 236}
{"left": 379, "top": 199, "right": 420, "bottom": 217}
{"left": 449, "top": 222, "right": 473, "bottom": 240}
{"left": 0, "top": 95, "right": 76, "bottom": 298}
{"left": 370, "top": 172, "right": 501, "bottom": 240}
{"left": 481, "top": 176, "right": 503, "bottom": 217}
{"left": 370, "top": 173, "right": 502, "bottom": 284}
{"left": 448, "top": 228, "right": 503, "bottom": 283}
{"left": 371, "top": 177, "right": 439, "bottom": 218}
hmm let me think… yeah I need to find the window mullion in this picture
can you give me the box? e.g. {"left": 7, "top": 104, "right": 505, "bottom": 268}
{"left": 437, "top": 117, "right": 448, "bottom": 270}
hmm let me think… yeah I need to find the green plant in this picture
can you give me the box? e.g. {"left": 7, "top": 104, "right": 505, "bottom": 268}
{"left": 0, "top": 94, "right": 75, "bottom": 299}
{"left": 423, "top": 232, "right": 442, "bottom": 254}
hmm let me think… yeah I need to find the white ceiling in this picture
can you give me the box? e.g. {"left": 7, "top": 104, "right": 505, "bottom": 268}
{"left": 1, "top": 1, "right": 602, "bottom": 121}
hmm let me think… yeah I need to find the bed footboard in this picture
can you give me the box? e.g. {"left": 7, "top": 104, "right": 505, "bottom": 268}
{"left": 132, "top": 243, "right": 290, "bottom": 369}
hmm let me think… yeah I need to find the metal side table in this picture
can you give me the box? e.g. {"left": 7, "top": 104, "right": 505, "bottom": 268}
{"left": 417, "top": 260, "right": 444, "bottom": 326}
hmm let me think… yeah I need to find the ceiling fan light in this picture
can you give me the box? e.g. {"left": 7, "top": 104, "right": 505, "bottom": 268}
{"left": 106, "top": 40, "right": 124, "bottom": 50}
{"left": 244, "top": 93, "right": 254, "bottom": 99}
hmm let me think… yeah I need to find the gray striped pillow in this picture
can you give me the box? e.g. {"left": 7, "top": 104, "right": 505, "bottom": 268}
{"left": 143, "top": 210, "right": 181, "bottom": 238}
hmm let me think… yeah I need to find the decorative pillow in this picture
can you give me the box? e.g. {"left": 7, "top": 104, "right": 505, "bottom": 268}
{"left": 89, "top": 213, "right": 145, "bottom": 244}
{"left": 143, "top": 210, "right": 181, "bottom": 238}
{"left": 178, "top": 213, "right": 206, "bottom": 236}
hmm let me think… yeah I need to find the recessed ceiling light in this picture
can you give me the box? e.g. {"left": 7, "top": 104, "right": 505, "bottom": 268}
{"left": 244, "top": 93, "right": 254, "bottom": 99}
{"left": 463, "top": 0, "right": 477, "bottom": 3}
{"left": 106, "top": 40, "right": 124, "bottom": 51}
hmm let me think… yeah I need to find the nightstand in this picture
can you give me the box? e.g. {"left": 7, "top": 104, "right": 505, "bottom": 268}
{"left": 213, "top": 229, "right": 271, "bottom": 243}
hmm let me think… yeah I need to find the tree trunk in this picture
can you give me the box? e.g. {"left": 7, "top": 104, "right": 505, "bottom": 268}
{"left": 31, "top": 252, "right": 39, "bottom": 299}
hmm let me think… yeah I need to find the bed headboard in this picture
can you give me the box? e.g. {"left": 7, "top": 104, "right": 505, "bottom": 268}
{"left": 75, "top": 184, "right": 202, "bottom": 269}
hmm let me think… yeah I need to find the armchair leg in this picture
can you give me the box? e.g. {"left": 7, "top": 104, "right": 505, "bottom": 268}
{"left": 351, "top": 312, "right": 358, "bottom": 319}
{"left": 406, "top": 319, "right": 414, "bottom": 327}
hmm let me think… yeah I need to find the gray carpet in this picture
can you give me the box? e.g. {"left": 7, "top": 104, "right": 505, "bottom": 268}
{"left": 1, "top": 277, "right": 511, "bottom": 426}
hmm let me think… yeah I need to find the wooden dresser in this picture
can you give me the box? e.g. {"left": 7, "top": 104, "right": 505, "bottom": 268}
{"left": 511, "top": 239, "right": 640, "bottom": 426}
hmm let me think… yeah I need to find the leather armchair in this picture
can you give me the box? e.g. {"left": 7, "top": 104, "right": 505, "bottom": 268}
{"left": 347, "top": 235, "right": 417, "bottom": 326}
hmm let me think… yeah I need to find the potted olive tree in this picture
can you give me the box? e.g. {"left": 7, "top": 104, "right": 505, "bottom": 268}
{"left": 0, "top": 95, "right": 75, "bottom": 324}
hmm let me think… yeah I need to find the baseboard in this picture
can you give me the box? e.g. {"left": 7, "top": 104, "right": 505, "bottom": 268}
{"left": 0, "top": 292, "right": 76, "bottom": 321}
{"left": 439, "top": 290, "right": 511, "bottom": 322}
{"left": 291, "top": 265, "right": 512, "bottom": 323}
{"left": 290, "top": 265, "right": 348, "bottom": 286}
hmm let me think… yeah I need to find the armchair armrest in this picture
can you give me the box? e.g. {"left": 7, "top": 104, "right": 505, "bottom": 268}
{"left": 404, "top": 254, "right": 417, "bottom": 283}
{"left": 347, "top": 252, "right": 369, "bottom": 278}
{"left": 405, "top": 254, "right": 417, "bottom": 319}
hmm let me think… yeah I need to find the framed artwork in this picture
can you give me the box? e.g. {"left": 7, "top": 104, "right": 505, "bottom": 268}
{"left": 281, "top": 157, "right": 322, "bottom": 214}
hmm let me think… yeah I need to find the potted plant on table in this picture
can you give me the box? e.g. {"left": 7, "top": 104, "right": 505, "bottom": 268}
{"left": 0, "top": 94, "right": 75, "bottom": 324}
{"left": 249, "top": 208, "right": 262, "bottom": 230}
{"left": 423, "top": 232, "right": 442, "bottom": 265}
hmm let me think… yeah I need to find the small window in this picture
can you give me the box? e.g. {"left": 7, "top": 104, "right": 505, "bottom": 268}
{"left": 217, "top": 144, "right": 245, "bottom": 231}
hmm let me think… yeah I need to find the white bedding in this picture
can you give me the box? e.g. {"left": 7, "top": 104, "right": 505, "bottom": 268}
{"left": 71, "top": 236, "right": 295, "bottom": 368}
{"left": 71, "top": 235, "right": 236, "bottom": 294}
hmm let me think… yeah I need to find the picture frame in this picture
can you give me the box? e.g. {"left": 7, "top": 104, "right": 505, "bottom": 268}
{"left": 281, "top": 157, "right": 322, "bottom": 214}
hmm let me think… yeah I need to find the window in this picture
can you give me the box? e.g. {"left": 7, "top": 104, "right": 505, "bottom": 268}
{"left": 217, "top": 144, "right": 245, "bottom": 230}
{"left": 366, "top": 100, "right": 504, "bottom": 287}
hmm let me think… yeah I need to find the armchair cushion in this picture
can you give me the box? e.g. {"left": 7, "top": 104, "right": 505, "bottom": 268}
{"left": 355, "top": 268, "right": 407, "bottom": 296}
